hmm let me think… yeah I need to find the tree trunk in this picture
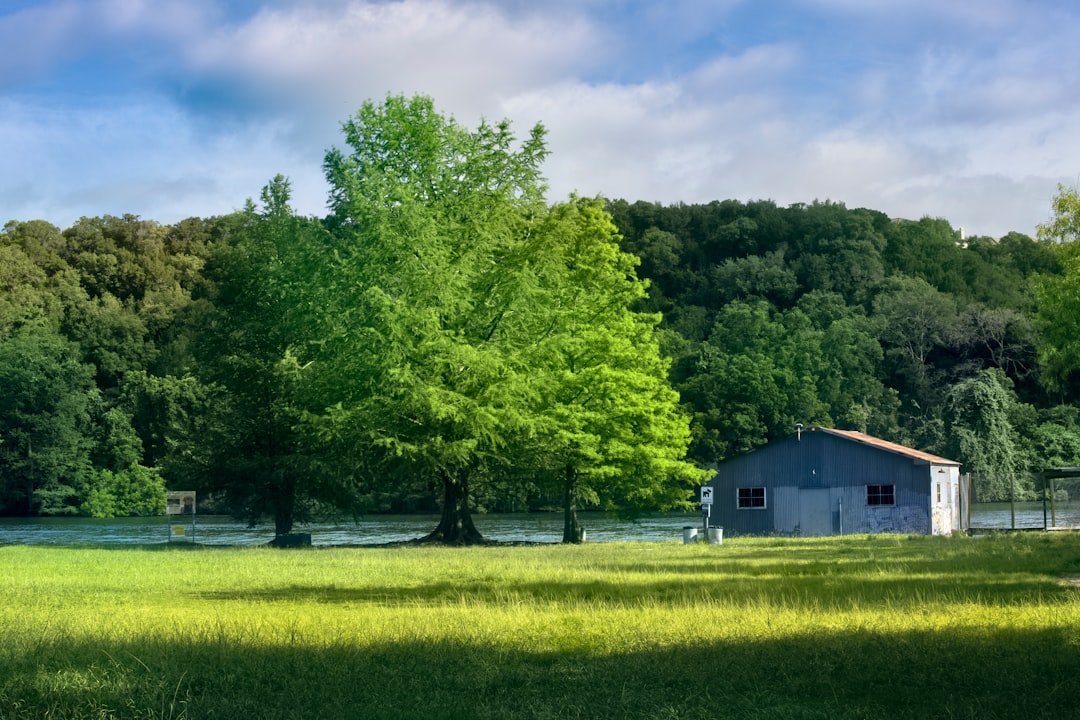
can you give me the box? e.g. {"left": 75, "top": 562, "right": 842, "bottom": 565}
{"left": 26, "top": 436, "right": 34, "bottom": 516}
{"left": 421, "top": 467, "right": 486, "bottom": 545}
{"left": 273, "top": 473, "right": 295, "bottom": 536}
{"left": 562, "top": 464, "right": 583, "bottom": 544}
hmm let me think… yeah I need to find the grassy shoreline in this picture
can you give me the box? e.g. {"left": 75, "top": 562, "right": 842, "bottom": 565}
{"left": 2, "top": 533, "right": 1079, "bottom": 719}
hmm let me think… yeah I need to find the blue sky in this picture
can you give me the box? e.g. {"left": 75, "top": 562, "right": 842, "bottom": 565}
{"left": 3, "top": 0, "right": 1078, "bottom": 238}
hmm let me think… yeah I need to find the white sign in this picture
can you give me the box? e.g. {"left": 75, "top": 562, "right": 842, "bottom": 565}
{"left": 166, "top": 491, "right": 196, "bottom": 515}
{"left": 700, "top": 486, "right": 714, "bottom": 505}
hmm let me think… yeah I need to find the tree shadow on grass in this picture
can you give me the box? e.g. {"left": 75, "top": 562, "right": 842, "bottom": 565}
{"left": 2, "top": 623, "right": 1077, "bottom": 720}
{"left": 193, "top": 567, "right": 1076, "bottom": 609}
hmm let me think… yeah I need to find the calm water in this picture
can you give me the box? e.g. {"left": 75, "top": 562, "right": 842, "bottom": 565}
{"left": 968, "top": 501, "right": 1080, "bottom": 531}
{"left": 0, "top": 512, "right": 700, "bottom": 546}
{"left": 0, "top": 503, "right": 1076, "bottom": 546}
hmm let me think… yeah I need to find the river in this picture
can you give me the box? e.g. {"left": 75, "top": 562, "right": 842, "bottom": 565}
{"left": 0, "top": 512, "right": 698, "bottom": 546}
{"left": 1, "top": 502, "right": 1077, "bottom": 546}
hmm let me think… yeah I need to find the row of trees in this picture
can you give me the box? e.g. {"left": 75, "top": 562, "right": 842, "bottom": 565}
{"left": 3, "top": 94, "right": 1080, "bottom": 535}
{"left": 0, "top": 96, "right": 704, "bottom": 542}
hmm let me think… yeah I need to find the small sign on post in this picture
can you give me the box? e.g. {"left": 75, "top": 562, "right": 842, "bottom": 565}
{"left": 700, "top": 485, "right": 714, "bottom": 539}
{"left": 166, "top": 491, "right": 196, "bottom": 543}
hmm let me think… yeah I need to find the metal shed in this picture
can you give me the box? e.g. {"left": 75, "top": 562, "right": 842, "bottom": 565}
{"left": 708, "top": 426, "right": 965, "bottom": 537}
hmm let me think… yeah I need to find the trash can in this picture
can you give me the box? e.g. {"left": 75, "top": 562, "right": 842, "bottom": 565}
{"left": 707, "top": 527, "right": 723, "bottom": 545}
{"left": 683, "top": 526, "right": 699, "bottom": 544}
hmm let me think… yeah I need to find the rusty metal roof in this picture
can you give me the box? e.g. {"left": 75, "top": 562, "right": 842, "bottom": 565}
{"left": 810, "top": 426, "right": 961, "bottom": 466}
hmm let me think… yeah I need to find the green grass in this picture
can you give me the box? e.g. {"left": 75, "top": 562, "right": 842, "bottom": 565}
{"left": 1, "top": 533, "right": 1079, "bottom": 719}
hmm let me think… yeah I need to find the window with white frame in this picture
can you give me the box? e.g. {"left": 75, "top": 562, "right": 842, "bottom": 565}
{"left": 737, "top": 487, "right": 766, "bottom": 509}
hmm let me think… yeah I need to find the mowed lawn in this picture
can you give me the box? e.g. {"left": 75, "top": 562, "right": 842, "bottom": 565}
{"left": 1, "top": 532, "right": 1079, "bottom": 720}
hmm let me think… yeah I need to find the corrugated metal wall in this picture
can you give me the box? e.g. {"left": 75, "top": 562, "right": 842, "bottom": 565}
{"left": 709, "top": 431, "right": 957, "bottom": 537}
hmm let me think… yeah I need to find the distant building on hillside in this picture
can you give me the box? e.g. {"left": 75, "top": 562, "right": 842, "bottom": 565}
{"left": 708, "top": 426, "right": 966, "bottom": 537}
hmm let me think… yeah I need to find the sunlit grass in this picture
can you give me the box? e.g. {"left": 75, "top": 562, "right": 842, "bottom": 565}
{"left": 2, "top": 533, "right": 1079, "bottom": 719}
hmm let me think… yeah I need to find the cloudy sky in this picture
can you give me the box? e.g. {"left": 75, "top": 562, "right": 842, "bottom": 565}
{"left": 2, "top": 0, "right": 1078, "bottom": 238}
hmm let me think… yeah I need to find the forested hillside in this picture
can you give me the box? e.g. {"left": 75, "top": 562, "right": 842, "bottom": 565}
{"left": 3, "top": 101, "right": 1080, "bottom": 524}
{"left": 608, "top": 192, "right": 1080, "bottom": 501}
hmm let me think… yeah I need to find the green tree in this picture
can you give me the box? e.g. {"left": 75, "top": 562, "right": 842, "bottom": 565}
{"left": 796, "top": 290, "right": 898, "bottom": 436}
{"left": 323, "top": 96, "right": 699, "bottom": 543}
{"left": 945, "top": 369, "right": 1029, "bottom": 502}
{"left": 1034, "top": 184, "right": 1080, "bottom": 400}
{"left": 952, "top": 304, "right": 1036, "bottom": 382}
{"left": 1037, "top": 184, "right": 1080, "bottom": 244}
{"left": 883, "top": 217, "right": 966, "bottom": 296}
{"left": 320, "top": 95, "right": 551, "bottom": 544}
{"left": 193, "top": 177, "right": 344, "bottom": 537}
{"left": 0, "top": 221, "right": 85, "bottom": 332}
{"left": 526, "top": 198, "right": 704, "bottom": 542}
{"left": 0, "top": 323, "right": 96, "bottom": 515}
{"left": 787, "top": 201, "right": 887, "bottom": 306}
{"left": 1011, "top": 403, "right": 1080, "bottom": 494}
{"left": 872, "top": 275, "right": 958, "bottom": 418}
{"left": 83, "top": 406, "right": 165, "bottom": 517}
{"left": 680, "top": 301, "right": 830, "bottom": 461}
{"left": 708, "top": 249, "right": 799, "bottom": 308}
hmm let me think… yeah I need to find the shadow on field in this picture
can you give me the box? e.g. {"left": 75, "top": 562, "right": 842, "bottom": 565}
{"left": 193, "top": 571, "right": 1067, "bottom": 608}
{"left": 3, "top": 621, "right": 1077, "bottom": 720}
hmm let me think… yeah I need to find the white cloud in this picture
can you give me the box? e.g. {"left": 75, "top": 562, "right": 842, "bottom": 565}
{"left": 2, "top": 0, "right": 1077, "bottom": 238}
{"left": 0, "top": 94, "right": 324, "bottom": 226}
{"left": 188, "top": 0, "right": 601, "bottom": 118}
{"left": 0, "top": 0, "right": 215, "bottom": 83}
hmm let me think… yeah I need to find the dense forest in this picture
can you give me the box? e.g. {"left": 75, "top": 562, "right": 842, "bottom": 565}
{"left": 3, "top": 95, "right": 1080, "bottom": 537}
{"left": 610, "top": 190, "right": 1080, "bottom": 504}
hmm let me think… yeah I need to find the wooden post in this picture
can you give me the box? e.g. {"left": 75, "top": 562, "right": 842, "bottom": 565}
{"left": 1050, "top": 476, "right": 1057, "bottom": 528}
{"left": 1009, "top": 473, "right": 1016, "bottom": 530}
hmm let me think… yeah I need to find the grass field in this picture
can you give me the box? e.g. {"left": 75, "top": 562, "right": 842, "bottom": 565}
{"left": 1, "top": 532, "right": 1079, "bottom": 719}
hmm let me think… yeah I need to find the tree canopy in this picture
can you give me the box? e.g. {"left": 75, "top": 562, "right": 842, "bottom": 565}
{"left": 3, "top": 100, "right": 1080, "bottom": 524}
{"left": 317, "top": 95, "right": 700, "bottom": 543}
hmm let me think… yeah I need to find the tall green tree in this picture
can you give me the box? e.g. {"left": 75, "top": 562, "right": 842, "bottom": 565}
{"left": 0, "top": 323, "right": 96, "bottom": 515}
{"left": 883, "top": 217, "right": 966, "bottom": 296}
{"left": 526, "top": 198, "right": 704, "bottom": 542}
{"left": 194, "top": 177, "right": 345, "bottom": 536}
{"left": 945, "top": 368, "right": 1029, "bottom": 502}
{"left": 0, "top": 221, "right": 85, "bottom": 332}
{"left": 796, "top": 290, "right": 898, "bottom": 436}
{"left": 320, "top": 95, "right": 551, "bottom": 544}
{"left": 787, "top": 201, "right": 887, "bottom": 306}
{"left": 871, "top": 275, "right": 958, "bottom": 431}
{"left": 82, "top": 406, "right": 166, "bottom": 517}
{"left": 1035, "top": 184, "right": 1080, "bottom": 400}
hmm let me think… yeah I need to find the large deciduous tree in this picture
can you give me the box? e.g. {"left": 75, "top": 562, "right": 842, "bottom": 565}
{"left": 0, "top": 323, "right": 96, "bottom": 515}
{"left": 1035, "top": 184, "right": 1080, "bottom": 401}
{"left": 321, "top": 95, "right": 551, "bottom": 544}
{"left": 680, "top": 301, "right": 830, "bottom": 461}
{"left": 194, "top": 176, "right": 347, "bottom": 537}
{"left": 526, "top": 198, "right": 705, "bottom": 542}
